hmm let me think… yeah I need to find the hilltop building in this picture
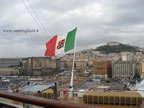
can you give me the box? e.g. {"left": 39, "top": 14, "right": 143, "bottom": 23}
{"left": 106, "top": 42, "right": 120, "bottom": 46}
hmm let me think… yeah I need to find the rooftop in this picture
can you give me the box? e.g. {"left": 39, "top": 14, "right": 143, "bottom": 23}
{"left": 22, "top": 84, "right": 52, "bottom": 92}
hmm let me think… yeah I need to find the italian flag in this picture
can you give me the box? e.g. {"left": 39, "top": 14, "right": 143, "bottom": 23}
{"left": 45, "top": 28, "right": 77, "bottom": 56}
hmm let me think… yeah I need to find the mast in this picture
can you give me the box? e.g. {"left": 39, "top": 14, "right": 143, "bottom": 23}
{"left": 69, "top": 44, "right": 76, "bottom": 91}
{"left": 69, "top": 27, "right": 77, "bottom": 97}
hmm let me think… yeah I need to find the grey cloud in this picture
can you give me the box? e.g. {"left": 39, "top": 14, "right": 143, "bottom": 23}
{"left": 0, "top": 0, "right": 144, "bottom": 57}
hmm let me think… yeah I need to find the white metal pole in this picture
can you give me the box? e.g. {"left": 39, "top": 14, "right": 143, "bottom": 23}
{"left": 69, "top": 28, "right": 77, "bottom": 95}
{"left": 70, "top": 45, "right": 76, "bottom": 91}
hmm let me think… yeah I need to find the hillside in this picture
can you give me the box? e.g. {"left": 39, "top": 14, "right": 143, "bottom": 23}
{"left": 95, "top": 43, "right": 140, "bottom": 54}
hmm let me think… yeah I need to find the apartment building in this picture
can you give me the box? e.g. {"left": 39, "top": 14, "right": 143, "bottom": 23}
{"left": 112, "top": 61, "right": 136, "bottom": 79}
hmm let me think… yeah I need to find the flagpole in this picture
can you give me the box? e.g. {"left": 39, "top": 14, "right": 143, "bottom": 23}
{"left": 69, "top": 27, "right": 77, "bottom": 97}
{"left": 70, "top": 42, "right": 76, "bottom": 90}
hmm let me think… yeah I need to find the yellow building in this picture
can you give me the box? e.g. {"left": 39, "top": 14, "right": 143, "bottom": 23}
{"left": 83, "top": 91, "right": 142, "bottom": 105}
{"left": 92, "top": 61, "right": 112, "bottom": 79}
{"left": 141, "top": 62, "right": 144, "bottom": 79}
{"left": 139, "top": 61, "right": 144, "bottom": 79}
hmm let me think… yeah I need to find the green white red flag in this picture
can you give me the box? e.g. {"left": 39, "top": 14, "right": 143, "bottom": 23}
{"left": 45, "top": 28, "right": 77, "bottom": 56}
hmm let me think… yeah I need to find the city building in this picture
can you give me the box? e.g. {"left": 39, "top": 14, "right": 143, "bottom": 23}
{"left": 112, "top": 61, "right": 136, "bottom": 79}
{"left": 75, "top": 61, "right": 87, "bottom": 71}
{"left": 0, "top": 58, "right": 21, "bottom": 68}
{"left": 141, "top": 62, "right": 144, "bottom": 79}
{"left": 0, "top": 58, "right": 21, "bottom": 75}
{"left": 138, "top": 61, "right": 144, "bottom": 79}
{"left": 121, "top": 52, "right": 136, "bottom": 61}
{"left": 92, "top": 61, "right": 112, "bottom": 79}
{"left": 22, "top": 57, "right": 64, "bottom": 76}
{"left": 0, "top": 68, "right": 19, "bottom": 76}
{"left": 65, "top": 60, "right": 88, "bottom": 72}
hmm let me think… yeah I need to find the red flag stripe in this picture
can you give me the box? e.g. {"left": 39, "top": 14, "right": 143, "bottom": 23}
{"left": 45, "top": 35, "right": 57, "bottom": 56}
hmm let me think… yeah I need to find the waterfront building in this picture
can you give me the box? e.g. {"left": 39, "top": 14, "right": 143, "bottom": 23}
{"left": 0, "top": 58, "right": 21, "bottom": 75}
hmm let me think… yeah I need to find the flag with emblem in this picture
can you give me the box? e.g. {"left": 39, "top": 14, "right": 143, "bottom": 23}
{"left": 45, "top": 28, "right": 77, "bottom": 56}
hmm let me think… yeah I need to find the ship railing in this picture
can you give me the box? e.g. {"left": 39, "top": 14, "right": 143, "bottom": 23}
{"left": 0, "top": 91, "right": 94, "bottom": 108}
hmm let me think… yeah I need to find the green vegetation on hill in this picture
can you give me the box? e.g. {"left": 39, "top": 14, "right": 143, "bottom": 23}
{"left": 95, "top": 44, "right": 140, "bottom": 54}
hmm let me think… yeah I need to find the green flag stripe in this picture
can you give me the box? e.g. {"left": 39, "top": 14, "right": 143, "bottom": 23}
{"left": 64, "top": 28, "right": 77, "bottom": 52}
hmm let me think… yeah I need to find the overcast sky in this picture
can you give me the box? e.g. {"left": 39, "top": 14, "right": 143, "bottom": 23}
{"left": 0, "top": 0, "right": 144, "bottom": 57}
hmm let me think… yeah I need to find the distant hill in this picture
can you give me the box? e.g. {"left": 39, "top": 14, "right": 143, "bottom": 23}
{"left": 95, "top": 43, "right": 140, "bottom": 54}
